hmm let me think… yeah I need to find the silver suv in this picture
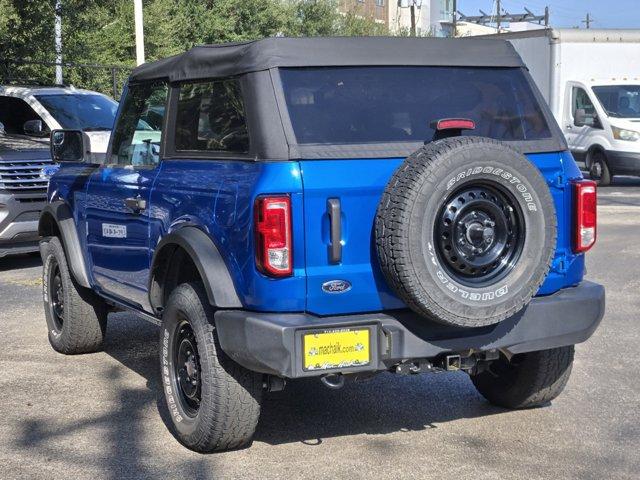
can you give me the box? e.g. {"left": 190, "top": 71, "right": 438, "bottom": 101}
{"left": 0, "top": 85, "right": 118, "bottom": 256}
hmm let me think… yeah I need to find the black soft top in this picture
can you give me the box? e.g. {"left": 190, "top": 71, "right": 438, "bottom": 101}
{"left": 129, "top": 36, "right": 525, "bottom": 84}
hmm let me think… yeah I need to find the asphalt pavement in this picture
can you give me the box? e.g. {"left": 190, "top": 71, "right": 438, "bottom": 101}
{"left": 0, "top": 178, "right": 639, "bottom": 480}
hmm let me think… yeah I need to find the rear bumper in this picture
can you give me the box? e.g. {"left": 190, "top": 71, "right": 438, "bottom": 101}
{"left": 605, "top": 150, "right": 640, "bottom": 175}
{"left": 215, "top": 281, "right": 605, "bottom": 378}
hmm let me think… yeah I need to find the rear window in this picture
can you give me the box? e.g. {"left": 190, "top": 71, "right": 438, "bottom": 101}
{"left": 279, "top": 66, "right": 551, "bottom": 145}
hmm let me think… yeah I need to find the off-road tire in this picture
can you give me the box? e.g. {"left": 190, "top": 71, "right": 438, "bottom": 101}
{"left": 589, "top": 150, "right": 612, "bottom": 186}
{"left": 375, "top": 136, "right": 556, "bottom": 328}
{"left": 160, "top": 282, "right": 262, "bottom": 452}
{"left": 471, "top": 346, "right": 574, "bottom": 409}
{"left": 41, "top": 237, "right": 108, "bottom": 354}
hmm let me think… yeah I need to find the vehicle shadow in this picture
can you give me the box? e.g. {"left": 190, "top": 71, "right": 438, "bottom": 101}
{"left": 16, "top": 312, "right": 212, "bottom": 479}
{"left": 0, "top": 253, "right": 41, "bottom": 272}
{"left": 100, "top": 312, "right": 506, "bottom": 449}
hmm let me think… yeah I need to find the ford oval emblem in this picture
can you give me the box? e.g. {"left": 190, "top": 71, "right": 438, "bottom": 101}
{"left": 322, "top": 280, "right": 352, "bottom": 294}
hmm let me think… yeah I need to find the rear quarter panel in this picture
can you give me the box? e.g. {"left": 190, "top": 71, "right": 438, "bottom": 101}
{"left": 148, "top": 159, "right": 306, "bottom": 311}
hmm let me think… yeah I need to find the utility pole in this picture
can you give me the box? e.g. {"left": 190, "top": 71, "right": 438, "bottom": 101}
{"left": 544, "top": 6, "right": 549, "bottom": 26}
{"left": 582, "top": 13, "right": 592, "bottom": 29}
{"left": 452, "top": 0, "right": 457, "bottom": 37}
{"left": 134, "top": 0, "right": 145, "bottom": 65}
{"left": 496, "top": 0, "right": 501, "bottom": 32}
{"left": 54, "top": 0, "right": 62, "bottom": 84}
{"left": 410, "top": 1, "right": 416, "bottom": 37}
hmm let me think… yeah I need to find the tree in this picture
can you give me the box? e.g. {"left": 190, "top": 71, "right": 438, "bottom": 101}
{"left": 0, "top": 0, "right": 390, "bottom": 96}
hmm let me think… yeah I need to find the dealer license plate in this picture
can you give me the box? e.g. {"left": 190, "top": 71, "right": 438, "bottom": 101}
{"left": 302, "top": 328, "right": 370, "bottom": 371}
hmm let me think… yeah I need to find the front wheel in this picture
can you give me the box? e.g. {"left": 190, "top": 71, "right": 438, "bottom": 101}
{"left": 160, "top": 283, "right": 262, "bottom": 452}
{"left": 42, "top": 237, "right": 108, "bottom": 354}
{"left": 589, "top": 151, "right": 612, "bottom": 186}
{"left": 471, "top": 345, "right": 574, "bottom": 409}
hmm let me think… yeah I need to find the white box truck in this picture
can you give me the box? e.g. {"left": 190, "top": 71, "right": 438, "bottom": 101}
{"left": 498, "top": 28, "right": 640, "bottom": 185}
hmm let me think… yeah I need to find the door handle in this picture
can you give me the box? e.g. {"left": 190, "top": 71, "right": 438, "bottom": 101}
{"left": 327, "top": 198, "right": 342, "bottom": 264}
{"left": 124, "top": 196, "right": 147, "bottom": 213}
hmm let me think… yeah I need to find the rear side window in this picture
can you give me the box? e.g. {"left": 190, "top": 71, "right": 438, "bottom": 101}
{"left": 174, "top": 79, "right": 249, "bottom": 153}
{"left": 279, "top": 66, "right": 552, "bottom": 144}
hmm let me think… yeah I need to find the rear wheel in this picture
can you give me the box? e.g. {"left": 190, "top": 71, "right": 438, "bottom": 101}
{"left": 471, "top": 346, "right": 574, "bottom": 409}
{"left": 160, "top": 283, "right": 262, "bottom": 452}
{"left": 42, "top": 237, "right": 108, "bottom": 354}
{"left": 589, "top": 151, "right": 611, "bottom": 186}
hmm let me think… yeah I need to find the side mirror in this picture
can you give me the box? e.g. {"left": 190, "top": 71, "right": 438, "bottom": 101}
{"left": 50, "top": 129, "right": 87, "bottom": 163}
{"left": 23, "top": 119, "right": 47, "bottom": 137}
{"left": 574, "top": 108, "right": 587, "bottom": 127}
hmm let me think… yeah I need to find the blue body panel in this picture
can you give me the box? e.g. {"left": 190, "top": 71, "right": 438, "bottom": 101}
{"left": 85, "top": 165, "right": 160, "bottom": 307}
{"left": 299, "top": 150, "right": 584, "bottom": 316}
{"left": 50, "top": 150, "right": 584, "bottom": 317}
{"left": 148, "top": 159, "right": 306, "bottom": 312}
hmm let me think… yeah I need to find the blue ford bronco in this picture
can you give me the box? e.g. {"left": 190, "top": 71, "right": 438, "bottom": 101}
{"left": 39, "top": 37, "right": 605, "bottom": 452}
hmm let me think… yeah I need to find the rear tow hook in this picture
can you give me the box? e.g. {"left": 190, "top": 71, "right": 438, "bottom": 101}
{"left": 320, "top": 373, "right": 345, "bottom": 390}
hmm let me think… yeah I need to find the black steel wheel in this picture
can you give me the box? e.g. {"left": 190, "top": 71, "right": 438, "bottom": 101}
{"left": 160, "top": 282, "right": 262, "bottom": 452}
{"left": 41, "top": 237, "right": 107, "bottom": 354}
{"left": 47, "top": 259, "right": 65, "bottom": 332}
{"left": 435, "top": 183, "right": 525, "bottom": 287}
{"left": 173, "top": 320, "right": 202, "bottom": 418}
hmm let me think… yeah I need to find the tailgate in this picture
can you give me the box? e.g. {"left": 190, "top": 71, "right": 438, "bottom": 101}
{"left": 300, "top": 158, "right": 405, "bottom": 315}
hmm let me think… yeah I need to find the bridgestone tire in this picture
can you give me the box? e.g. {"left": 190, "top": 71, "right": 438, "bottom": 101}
{"left": 376, "top": 137, "right": 556, "bottom": 328}
{"left": 471, "top": 346, "right": 574, "bottom": 409}
{"left": 160, "top": 283, "right": 262, "bottom": 452}
{"left": 42, "top": 237, "right": 108, "bottom": 354}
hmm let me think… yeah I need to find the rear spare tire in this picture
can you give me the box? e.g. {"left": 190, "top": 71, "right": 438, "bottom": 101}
{"left": 376, "top": 137, "right": 556, "bottom": 328}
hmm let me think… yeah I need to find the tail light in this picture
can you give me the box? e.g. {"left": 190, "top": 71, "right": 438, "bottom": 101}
{"left": 254, "top": 195, "right": 292, "bottom": 277}
{"left": 573, "top": 180, "right": 597, "bottom": 253}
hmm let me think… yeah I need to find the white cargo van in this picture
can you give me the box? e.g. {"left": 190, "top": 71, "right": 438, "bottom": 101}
{"left": 498, "top": 28, "right": 640, "bottom": 185}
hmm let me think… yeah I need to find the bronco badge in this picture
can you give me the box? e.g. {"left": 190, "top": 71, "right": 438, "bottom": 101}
{"left": 322, "top": 280, "right": 352, "bottom": 294}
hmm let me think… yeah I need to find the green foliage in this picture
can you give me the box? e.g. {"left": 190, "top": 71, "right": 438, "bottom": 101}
{"left": 0, "top": 0, "right": 390, "bottom": 97}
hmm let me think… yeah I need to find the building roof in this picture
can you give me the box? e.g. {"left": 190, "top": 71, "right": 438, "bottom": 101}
{"left": 129, "top": 36, "right": 524, "bottom": 84}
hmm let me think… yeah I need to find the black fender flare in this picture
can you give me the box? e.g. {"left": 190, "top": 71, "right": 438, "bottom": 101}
{"left": 38, "top": 201, "right": 91, "bottom": 288}
{"left": 149, "top": 227, "right": 242, "bottom": 312}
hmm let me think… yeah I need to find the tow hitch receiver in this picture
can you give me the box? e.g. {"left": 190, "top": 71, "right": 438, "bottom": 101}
{"left": 394, "top": 351, "right": 500, "bottom": 375}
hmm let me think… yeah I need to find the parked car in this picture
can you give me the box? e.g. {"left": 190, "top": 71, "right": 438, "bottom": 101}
{"left": 39, "top": 37, "right": 605, "bottom": 452}
{"left": 0, "top": 129, "right": 51, "bottom": 256}
{"left": 499, "top": 28, "right": 640, "bottom": 185}
{"left": 0, "top": 85, "right": 118, "bottom": 163}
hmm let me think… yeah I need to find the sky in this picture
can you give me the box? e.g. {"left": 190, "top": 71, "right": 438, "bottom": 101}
{"left": 457, "top": 0, "right": 640, "bottom": 29}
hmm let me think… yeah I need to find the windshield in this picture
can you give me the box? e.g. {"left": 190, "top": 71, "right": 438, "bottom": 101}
{"left": 279, "top": 66, "right": 551, "bottom": 145}
{"left": 592, "top": 85, "right": 640, "bottom": 118}
{"left": 35, "top": 94, "right": 118, "bottom": 130}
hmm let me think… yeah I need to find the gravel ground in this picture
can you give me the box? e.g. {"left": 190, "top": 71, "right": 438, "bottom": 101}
{"left": 0, "top": 180, "right": 638, "bottom": 480}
